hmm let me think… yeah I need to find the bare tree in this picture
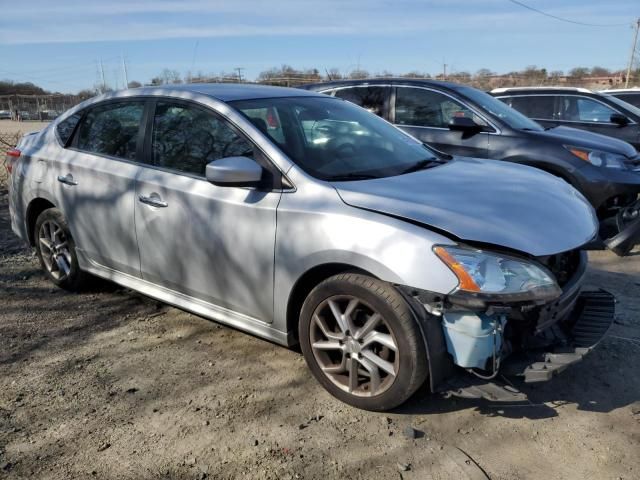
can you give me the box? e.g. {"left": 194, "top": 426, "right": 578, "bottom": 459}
{"left": 348, "top": 69, "right": 369, "bottom": 79}
{"left": 569, "top": 67, "right": 590, "bottom": 78}
{"left": 325, "top": 68, "right": 343, "bottom": 80}
{"left": 590, "top": 66, "right": 611, "bottom": 77}
{"left": 401, "top": 71, "right": 431, "bottom": 79}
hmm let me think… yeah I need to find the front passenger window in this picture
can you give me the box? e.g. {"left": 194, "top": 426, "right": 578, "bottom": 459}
{"left": 152, "top": 102, "right": 254, "bottom": 176}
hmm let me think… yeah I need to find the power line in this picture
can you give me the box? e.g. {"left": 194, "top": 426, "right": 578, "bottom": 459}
{"left": 506, "top": 0, "right": 630, "bottom": 27}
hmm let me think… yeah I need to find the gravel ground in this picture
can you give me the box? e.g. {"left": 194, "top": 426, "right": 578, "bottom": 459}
{"left": 0, "top": 178, "right": 639, "bottom": 478}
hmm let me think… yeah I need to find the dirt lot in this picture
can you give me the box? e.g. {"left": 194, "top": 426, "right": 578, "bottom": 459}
{"left": 0, "top": 127, "right": 639, "bottom": 479}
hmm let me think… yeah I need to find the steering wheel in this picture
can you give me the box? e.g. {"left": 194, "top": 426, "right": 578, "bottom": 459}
{"left": 327, "top": 136, "right": 357, "bottom": 158}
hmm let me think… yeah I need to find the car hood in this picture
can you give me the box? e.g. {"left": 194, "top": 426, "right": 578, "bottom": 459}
{"left": 530, "top": 126, "right": 637, "bottom": 157}
{"left": 334, "top": 158, "right": 598, "bottom": 257}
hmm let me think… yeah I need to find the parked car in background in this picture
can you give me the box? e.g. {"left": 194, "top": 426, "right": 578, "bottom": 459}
{"left": 0, "top": 110, "right": 11, "bottom": 120}
{"left": 601, "top": 87, "right": 640, "bottom": 109}
{"left": 6, "top": 84, "right": 614, "bottom": 410}
{"left": 39, "top": 110, "right": 61, "bottom": 121}
{"left": 302, "top": 79, "right": 640, "bottom": 255}
{"left": 490, "top": 87, "right": 640, "bottom": 151}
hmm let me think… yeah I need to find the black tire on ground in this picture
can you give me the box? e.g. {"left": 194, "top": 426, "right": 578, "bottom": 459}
{"left": 34, "top": 208, "right": 89, "bottom": 291}
{"left": 299, "top": 273, "right": 428, "bottom": 411}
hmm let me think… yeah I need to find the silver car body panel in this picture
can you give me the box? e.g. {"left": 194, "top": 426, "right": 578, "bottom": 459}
{"left": 8, "top": 85, "right": 597, "bottom": 348}
{"left": 334, "top": 158, "right": 598, "bottom": 257}
{"left": 134, "top": 165, "right": 280, "bottom": 321}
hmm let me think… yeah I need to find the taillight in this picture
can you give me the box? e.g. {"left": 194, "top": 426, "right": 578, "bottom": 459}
{"left": 5, "top": 148, "right": 20, "bottom": 174}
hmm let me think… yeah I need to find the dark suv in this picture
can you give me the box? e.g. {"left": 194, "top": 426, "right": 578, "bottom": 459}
{"left": 301, "top": 79, "right": 640, "bottom": 255}
{"left": 491, "top": 87, "right": 640, "bottom": 150}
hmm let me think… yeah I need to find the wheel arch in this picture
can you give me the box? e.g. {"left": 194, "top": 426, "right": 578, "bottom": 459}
{"left": 285, "top": 262, "right": 453, "bottom": 394}
{"left": 26, "top": 197, "right": 57, "bottom": 246}
{"left": 285, "top": 263, "right": 372, "bottom": 344}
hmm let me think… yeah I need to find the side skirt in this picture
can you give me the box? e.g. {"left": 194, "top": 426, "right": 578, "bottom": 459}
{"left": 77, "top": 250, "right": 293, "bottom": 347}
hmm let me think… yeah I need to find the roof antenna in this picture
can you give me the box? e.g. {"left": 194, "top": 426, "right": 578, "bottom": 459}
{"left": 325, "top": 68, "right": 333, "bottom": 81}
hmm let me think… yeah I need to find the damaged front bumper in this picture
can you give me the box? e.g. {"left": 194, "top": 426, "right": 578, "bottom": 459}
{"left": 441, "top": 289, "right": 614, "bottom": 402}
{"left": 400, "top": 249, "right": 615, "bottom": 402}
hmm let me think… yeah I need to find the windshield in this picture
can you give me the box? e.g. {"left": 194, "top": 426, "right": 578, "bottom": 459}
{"left": 602, "top": 93, "right": 640, "bottom": 118}
{"left": 459, "top": 87, "right": 544, "bottom": 131}
{"left": 229, "top": 96, "right": 439, "bottom": 181}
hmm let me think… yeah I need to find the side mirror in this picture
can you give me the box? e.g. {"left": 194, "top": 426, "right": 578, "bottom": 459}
{"left": 610, "top": 113, "right": 629, "bottom": 127}
{"left": 448, "top": 116, "right": 483, "bottom": 133}
{"left": 205, "top": 156, "right": 263, "bottom": 186}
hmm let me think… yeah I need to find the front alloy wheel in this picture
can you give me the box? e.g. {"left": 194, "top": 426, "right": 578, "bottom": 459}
{"left": 300, "top": 273, "right": 428, "bottom": 411}
{"left": 310, "top": 296, "right": 399, "bottom": 397}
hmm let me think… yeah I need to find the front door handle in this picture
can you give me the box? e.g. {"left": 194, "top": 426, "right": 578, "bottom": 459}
{"left": 57, "top": 174, "right": 78, "bottom": 186}
{"left": 138, "top": 194, "right": 168, "bottom": 208}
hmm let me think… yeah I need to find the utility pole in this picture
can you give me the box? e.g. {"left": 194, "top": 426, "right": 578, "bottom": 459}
{"left": 235, "top": 67, "right": 244, "bottom": 82}
{"left": 99, "top": 58, "right": 106, "bottom": 92}
{"left": 625, "top": 18, "right": 640, "bottom": 88}
{"left": 443, "top": 62, "right": 447, "bottom": 80}
{"left": 122, "top": 55, "right": 129, "bottom": 88}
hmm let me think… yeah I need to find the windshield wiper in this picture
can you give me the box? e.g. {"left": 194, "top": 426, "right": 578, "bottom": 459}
{"left": 401, "top": 158, "right": 446, "bottom": 174}
{"left": 327, "top": 173, "right": 380, "bottom": 181}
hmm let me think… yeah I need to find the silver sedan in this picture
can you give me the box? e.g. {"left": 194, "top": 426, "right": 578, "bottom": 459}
{"left": 6, "top": 84, "right": 611, "bottom": 410}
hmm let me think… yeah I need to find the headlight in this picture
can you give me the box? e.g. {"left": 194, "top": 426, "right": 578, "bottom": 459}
{"left": 565, "top": 146, "right": 628, "bottom": 169}
{"left": 434, "top": 245, "right": 561, "bottom": 302}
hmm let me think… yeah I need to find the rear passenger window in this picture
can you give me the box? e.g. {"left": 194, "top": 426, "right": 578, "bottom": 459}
{"left": 76, "top": 102, "right": 144, "bottom": 160}
{"left": 333, "top": 87, "right": 388, "bottom": 116}
{"left": 56, "top": 112, "right": 82, "bottom": 146}
{"left": 502, "top": 95, "right": 555, "bottom": 120}
{"left": 152, "top": 102, "right": 254, "bottom": 177}
{"left": 395, "top": 87, "right": 486, "bottom": 128}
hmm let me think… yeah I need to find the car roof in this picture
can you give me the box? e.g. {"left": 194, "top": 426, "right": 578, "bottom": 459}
{"left": 600, "top": 88, "right": 640, "bottom": 94}
{"left": 301, "top": 78, "right": 468, "bottom": 93}
{"left": 128, "top": 83, "right": 325, "bottom": 101}
{"left": 490, "top": 86, "right": 593, "bottom": 94}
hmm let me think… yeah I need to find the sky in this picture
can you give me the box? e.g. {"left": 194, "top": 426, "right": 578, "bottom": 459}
{"left": 0, "top": 0, "right": 638, "bottom": 93}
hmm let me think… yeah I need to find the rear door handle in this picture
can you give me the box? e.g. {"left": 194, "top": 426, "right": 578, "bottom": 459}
{"left": 138, "top": 194, "right": 168, "bottom": 208}
{"left": 57, "top": 174, "right": 78, "bottom": 186}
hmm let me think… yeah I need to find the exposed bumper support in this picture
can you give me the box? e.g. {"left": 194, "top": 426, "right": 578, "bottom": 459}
{"left": 604, "top": 215, "right": 640, "bottom": 256}
{"left": 521, "top": 289, "right": 614, "bottom": 382}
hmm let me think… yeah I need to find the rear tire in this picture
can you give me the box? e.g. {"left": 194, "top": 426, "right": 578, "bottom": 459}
{"left": 299, "top": 273, "right": 428, "bottom": 411}
{"left": 34, "top": 208, "right": 89, "bottom": 291}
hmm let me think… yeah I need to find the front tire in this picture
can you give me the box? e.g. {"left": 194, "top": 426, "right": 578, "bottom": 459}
{"left": 299, "top": 273, "right": 428, "bottom": 411}
{"left": 34, "top": 208, "right": 88, "bottom": 291}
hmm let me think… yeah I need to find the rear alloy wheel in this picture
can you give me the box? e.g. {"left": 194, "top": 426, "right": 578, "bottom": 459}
{"left": 34, "top": 208, "right": 88, "bottom": 291}
{"left": 299, "top": 273, "right": 428, "bottom": 411}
